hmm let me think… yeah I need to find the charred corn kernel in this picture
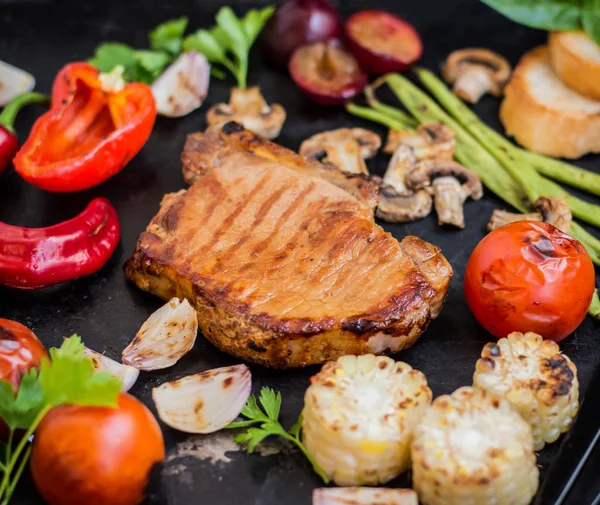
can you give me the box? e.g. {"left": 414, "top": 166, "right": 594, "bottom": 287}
{"left": 473, "top": 331, "right": 579, "bottom": 451}
{"left": 302, "top": 354, "right": 432, "bottom": 486}
{"left": 412, "top": 386, "right": 538, "bottom": 505}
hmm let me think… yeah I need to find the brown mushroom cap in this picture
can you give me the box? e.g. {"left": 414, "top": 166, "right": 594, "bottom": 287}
{"left": 376, "top": 184, "right": 433, "bottom": 223}
{"left": 299, "top": 128, "right": 381, "bottom": 175}
{"left": 487, "top": 196, "right": 572, "bottom": 233}
{"left": 384, "top": 123, "right": 456, "bottom": 161}
{"left": 206, "top": 87, "right": 286, "bottom": 140}
{"left": 407, "top": 160, "right": 483, "bottom": 228}
{"left": 442, "top": 48, "right": 512, "bottom": 103}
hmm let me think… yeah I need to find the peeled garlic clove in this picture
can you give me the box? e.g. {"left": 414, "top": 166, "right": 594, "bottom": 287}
{"left": 313, "top": 488, "right": 418, "bottom": 505}
{"left": 152, "top": 364, "right": 251, "bottom": 434}
{"left": 0, "top": 60, "right": 35, "bottom": 106}
{"left": 84, "top": 346, "right": 139, "bottom": 392}
{"left": 122, "top": 298, "right": 198, "bottom": 371}
{"left": 151, "top": 50, "right": 210, "bottom": 117}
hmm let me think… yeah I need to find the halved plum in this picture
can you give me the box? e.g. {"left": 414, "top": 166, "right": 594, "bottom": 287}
{"left": 345, "top": 10, "right": 423, "bottom": 74}
{"left": 289, "top": 40, "right": 368, "bottom": 105}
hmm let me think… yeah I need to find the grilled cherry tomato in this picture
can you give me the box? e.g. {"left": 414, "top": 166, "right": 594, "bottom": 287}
{"left": 31, "top": 392, "right": 165, "bottom": 505}
{"left": 0, "top": 319, "right": 47, "bottom": 439}
{"left": 464, "top": 221, "right": 595, "bottom": 342}
{"left": 0, "top": 318, "right": 47, "bottom": 389}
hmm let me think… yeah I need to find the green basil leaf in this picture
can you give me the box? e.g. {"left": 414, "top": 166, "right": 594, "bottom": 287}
{"left": 583, "top": 0, "right": 600, "bottom": 46}
{"left": 480, "top": 0, "right": 583, "bottom": 30}
{"left": 149, "top": 17, "right": 189, "bottom": 55}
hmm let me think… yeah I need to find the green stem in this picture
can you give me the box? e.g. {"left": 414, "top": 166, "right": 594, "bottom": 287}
{"left": 3, "top": 445, "right": 31, "bottom": 505}
{"left": 0, "top": 92, "right": 48, "bottom": 131}
{"left": 345, "top": 103, "right": 414, "bottom": 133}
{"left": 589, "top": 291, "right": 600, "bottom": 319}
{"left": 281, "top": 432, "right": 330, "bottom": 484}
{"left": 236, "top": 55, "right": 248, "bottom": 90}
{"left": 0, "top": 406, "right": 51, "bottom": 502}
{"left": 364, "top": 84, "right": 419, "bottom": 128}
{"left": 415, "top": 68, "right": 600, "bottom": 230}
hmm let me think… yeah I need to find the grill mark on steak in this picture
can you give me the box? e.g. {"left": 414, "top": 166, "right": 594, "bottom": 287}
{"left": 198, "top": 171, "right": 273, "bottom": 257}
{"left": 209, "top": 183, "right": 291, "bottom": 275}
{"left": 250, "top": 182, "right": 317, "bottom": 258}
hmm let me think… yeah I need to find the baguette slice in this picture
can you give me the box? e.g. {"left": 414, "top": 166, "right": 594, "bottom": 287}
{"left": 500, "top": 45, "right": 600, "bottom": 159}
{"left": 549, "top": 31, "right": 600, "bottom": 100}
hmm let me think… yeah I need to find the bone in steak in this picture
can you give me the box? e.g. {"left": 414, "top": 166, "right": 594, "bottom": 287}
{"left": 125, "top": 123, "right": 453, "bottom": 368}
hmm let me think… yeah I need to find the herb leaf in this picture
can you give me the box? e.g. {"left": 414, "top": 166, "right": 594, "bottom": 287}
{"left": 183, "top": 30, "right": 229, "bottom": 64}
{"left": 0, "top": 335, "right": 121, "bottom": 504}
{"left": 149, "top": 17, "right": 189, "bottom": 55}
{"left": 582, "top": 0, "right": 600, "bottom": 46}
{"left": 89, "top": 43, "right": 137, "bottom": 74}
{"left": 227, "top": 387, "right": 329, "bottom": 483}
{"left": 242, "top": 6, "right": 275, "bottom": 47}
{"left": 480, "top": 0, "right": 583, "bottom": 31}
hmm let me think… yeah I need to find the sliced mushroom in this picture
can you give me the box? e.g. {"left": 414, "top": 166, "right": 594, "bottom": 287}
{"left": 299, "top": 128, "right": 381, "bottom": 175}
{"left": 488, "top": 196, "right": 572, "bottom": 233}
{"left": 376, "top": 184, "right": 433, "bottom": 223}
{"left": 206, "top": 87, "right": 286, "bottom": 140}
{"left": 407, "top": 160, "right": 483, "bottom": 228}
{"left": 384, "top": 123, "right": 456, "bottom": 162}
{"left": 442, "top": 49, "right": 512, "bottom": 104}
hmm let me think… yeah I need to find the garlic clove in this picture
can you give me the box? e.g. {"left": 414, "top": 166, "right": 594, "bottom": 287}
{"left": 84, "top": 346, "right": 139, "bottom": 392}
{"left": 152, "top": 364, "right": 251, "bottom": 434}
{"left": 122, "top": 298, "right": 198, "bottom": 371}
{"left": 313, "top": 488, "right": 418, "bottom": 505}
{"left": 152, "top": 50, "right": 210, "bottom": 117}
{"left": 0, "top": 60, "right": 35, "bottom": 106}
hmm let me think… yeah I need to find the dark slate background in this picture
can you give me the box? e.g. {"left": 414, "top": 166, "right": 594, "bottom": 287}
{"left": 0, "top": 0, "right": 598, "bottom": 504}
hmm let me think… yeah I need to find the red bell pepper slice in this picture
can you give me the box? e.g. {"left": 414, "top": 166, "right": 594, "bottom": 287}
{"left": 14, "top": 62, "right": 156, "bottom": 192}
{"left": 0, "top": 197, "right": 120, "bottom": 289}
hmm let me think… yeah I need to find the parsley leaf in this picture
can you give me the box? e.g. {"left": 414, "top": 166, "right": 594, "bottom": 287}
{"left": 227, "top": 387, "right": 329, "bottom": 483}
{"left": 149, "top": 17, "right": 189, "bottom": 55}
{"left": 89, "top": 43, "right": 136, "bottom": 74}
{"left": 183, "top": 5, "right": 273, "bottom": 89}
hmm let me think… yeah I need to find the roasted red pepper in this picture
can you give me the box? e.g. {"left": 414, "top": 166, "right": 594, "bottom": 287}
{"left": 14, "top": 63, "right": 156, "bottom": 192}
{"left": 0, "top": 197, "right": 120, "bottom": 289}
{"left": 0, "top": 92, "right": 48, "bottom": 176}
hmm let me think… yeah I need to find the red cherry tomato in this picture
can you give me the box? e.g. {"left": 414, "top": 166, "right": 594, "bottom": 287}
{"left": 0, "top": 319, "right": 47, "bottom": 439}
{"left": 0, "top": 318, "right": 47, "bottom": 389}
{"left": 464, "top": 221, "right": 595, "bottom": 341}
{"left": 31, "top": 392, "right": 165, "bottom": 505}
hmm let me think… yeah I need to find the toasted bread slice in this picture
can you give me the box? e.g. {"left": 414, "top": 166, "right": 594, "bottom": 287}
{"left": 500, "top": 46, "right": 600, "bottom": 159}
{"left": 549, "top": 31, "right": 600, "bottom": 100}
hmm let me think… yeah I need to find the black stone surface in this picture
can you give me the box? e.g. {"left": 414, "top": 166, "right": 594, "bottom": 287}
{"left": 0, "top": 1, "right": 598, "bottom": 504}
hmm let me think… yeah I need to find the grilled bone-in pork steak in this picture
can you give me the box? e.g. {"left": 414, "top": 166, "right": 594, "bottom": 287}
{"left": 125, "top": 123, "right": 453, "bottom": 368}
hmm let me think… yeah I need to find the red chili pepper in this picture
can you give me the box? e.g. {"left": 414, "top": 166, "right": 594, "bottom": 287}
{"left": 0, "top": 197, "right": 120, "bottom": 289}
{"left": 0, "top": 92, "right": 48, "bottom": 176}
{"left": 14, "top": 62, "right": 156, "bottom": 192}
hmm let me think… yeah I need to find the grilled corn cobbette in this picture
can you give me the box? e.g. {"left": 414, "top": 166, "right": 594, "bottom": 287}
{"left": 411, "top": 386, "right": 538, "bottom": 505}
{"left": 302, "top": 354, "right": 432, "bottom": 486}
{"left": 473, "top": 331, "right": 579, "bottom": 450}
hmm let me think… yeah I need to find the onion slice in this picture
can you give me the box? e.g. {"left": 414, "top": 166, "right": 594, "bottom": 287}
{"left": 313, "top": 488, "right": 418, "bottom": 505}
{"left": 122, "top": 298, "right": 198, "bottom": 371}
{"left": 152, "top": 364, "right": 252, "bottom": 434}
{"left": 0, "top": 60, "right": 35, "bottom": 106}
{"left": 151, "top": 50, "right": 210, "bottom": 117}
{"left": 84, "top": 346, "right": 139, "bottom": 392}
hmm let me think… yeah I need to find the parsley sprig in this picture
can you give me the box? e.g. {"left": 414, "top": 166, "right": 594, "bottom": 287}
{"left": 227, "top": 387, "right": 329, "bottom": 484}
{"left": 0, "top": 335, "right": 121, "bottom": 505}
{"left": 182, "top": 6, "right": 274, "bottom": 89}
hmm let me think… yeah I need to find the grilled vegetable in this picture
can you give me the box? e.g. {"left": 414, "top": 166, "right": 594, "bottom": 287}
{"left": 411, "top": 386, "right": 538, "bottom": 505}
{"left": 302, "top": 354, "right": 432, "bottom": 486}
{"left": 474, "top": 332, "right": 579, "bottom": 451}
